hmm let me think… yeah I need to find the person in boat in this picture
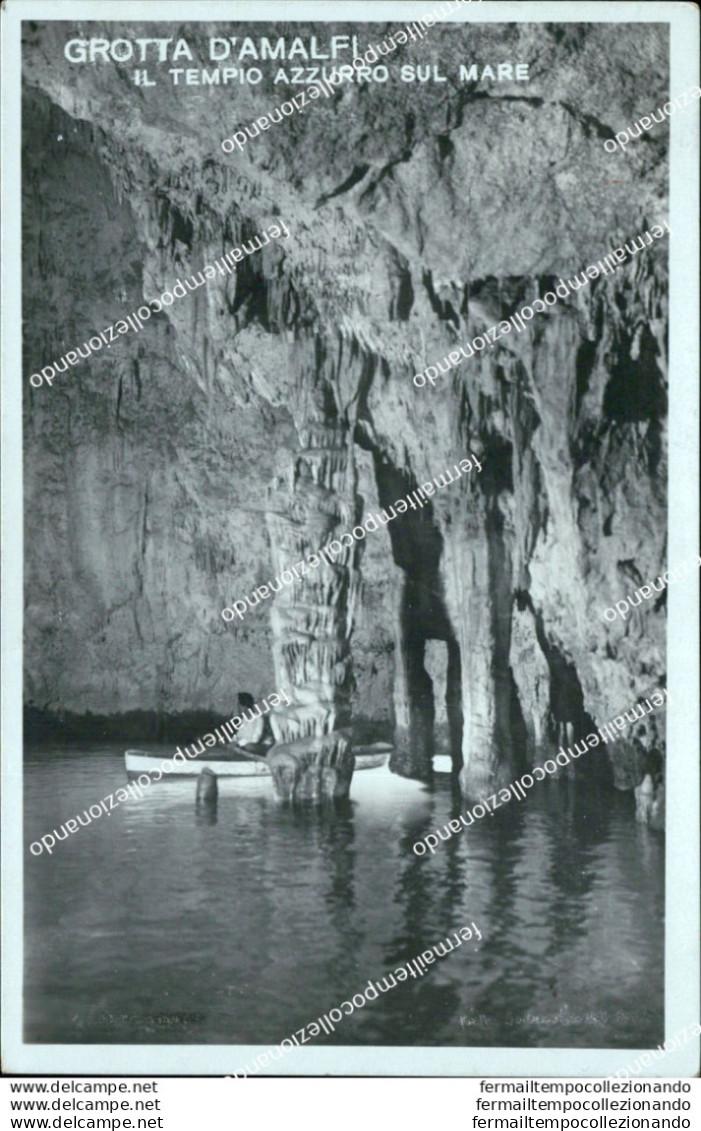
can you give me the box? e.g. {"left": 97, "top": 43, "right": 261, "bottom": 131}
{"left": 233, "top": 691, "right": 276, "bottom": 756}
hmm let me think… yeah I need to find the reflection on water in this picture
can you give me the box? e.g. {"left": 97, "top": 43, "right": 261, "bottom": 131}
{"left": 24, "top": 746, "right": 664, "bottom": 1047}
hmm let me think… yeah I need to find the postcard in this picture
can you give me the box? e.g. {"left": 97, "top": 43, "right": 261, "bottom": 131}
{"left": 1, "top": 0, "right": 698, "bottom": 1077}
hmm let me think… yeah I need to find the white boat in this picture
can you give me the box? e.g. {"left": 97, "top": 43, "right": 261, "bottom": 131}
{"left": 125, "top": 742, "right": 393, "bottom": 780}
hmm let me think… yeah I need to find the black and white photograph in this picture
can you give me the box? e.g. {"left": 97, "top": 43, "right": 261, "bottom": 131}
{"left": 2, "top": 0, "right": 699, "bottom": 1083}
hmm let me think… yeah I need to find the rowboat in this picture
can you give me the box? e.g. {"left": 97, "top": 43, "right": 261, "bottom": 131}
{"left": 125, "top": 742, "right": 393, "bottom": 780}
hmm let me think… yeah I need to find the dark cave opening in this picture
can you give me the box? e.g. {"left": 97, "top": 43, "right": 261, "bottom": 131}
{"left": 446, "top": 639, "right": 464, "bottom": 770}
{"left": 367, "top": 452, "right": 468, "bottom": 778}
{"left": 575, "top": 338, "right": 597, "bottom": 417}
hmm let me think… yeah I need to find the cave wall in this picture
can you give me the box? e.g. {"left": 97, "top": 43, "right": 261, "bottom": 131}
{"left": 23, "top": 21, "right": 668, "bottom": 790}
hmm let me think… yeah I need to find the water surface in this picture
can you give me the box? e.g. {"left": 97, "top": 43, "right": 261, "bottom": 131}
{"left": 24, "top": 746, "right": 664, "bottom": 1048}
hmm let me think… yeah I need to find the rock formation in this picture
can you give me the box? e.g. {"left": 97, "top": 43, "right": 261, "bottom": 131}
{"left": 268, "top": 732, "right": 355, "bottom": 804}
{"left": 22, "top": 21, "right": 668, "bottom": 816}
